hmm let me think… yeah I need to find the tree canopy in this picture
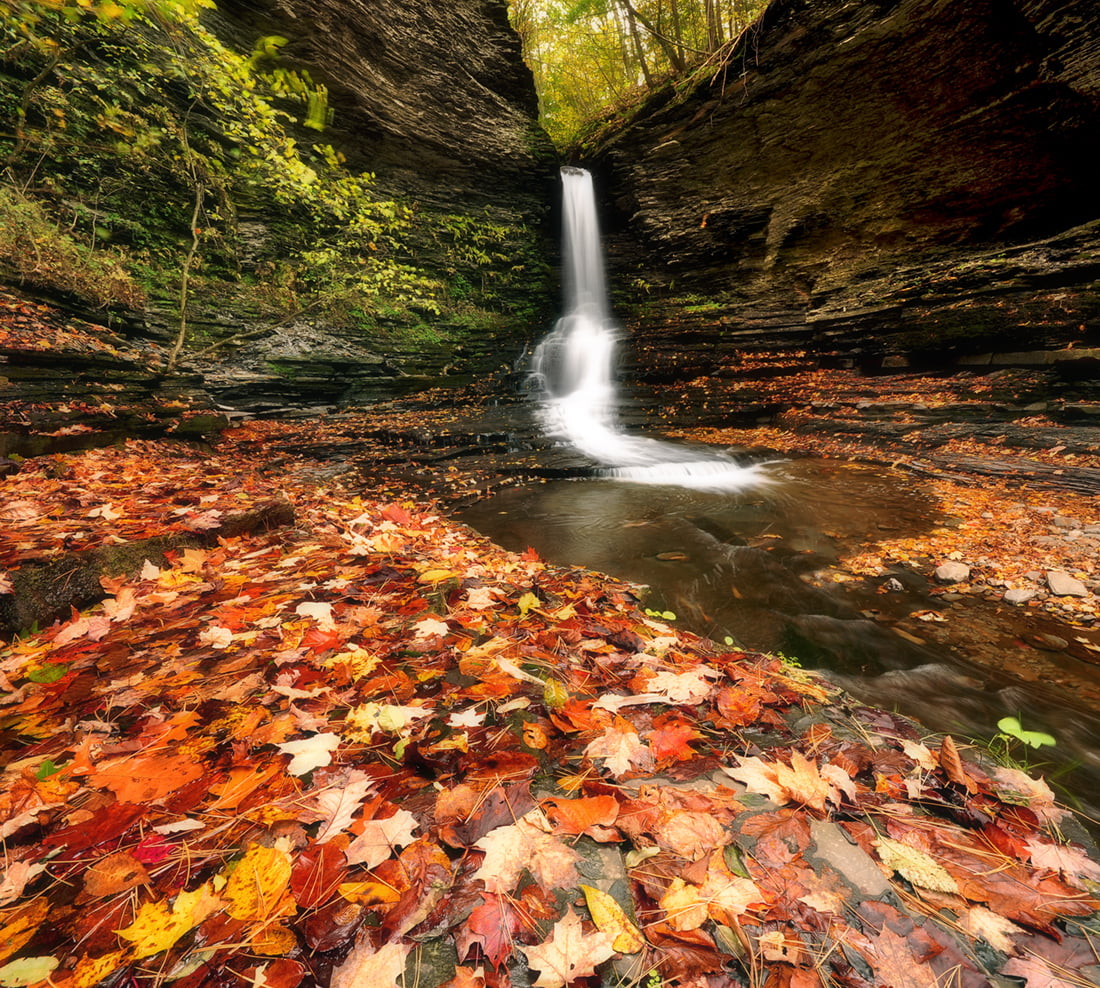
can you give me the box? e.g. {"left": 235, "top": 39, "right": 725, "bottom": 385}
{"left": 509, "top": 0, "right": 769, "bottom": 147}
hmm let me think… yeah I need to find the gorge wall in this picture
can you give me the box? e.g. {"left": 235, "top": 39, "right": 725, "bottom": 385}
{"left": 194, "top": 0, "right": 559, "bottom": 411}
{"left": 214, "top": 0, "right": 554, "bottom": 215}
{"left": 0, "top": 0, "right": 556, "bottom": 433}
{"left": 588, "top": 0, "right": 1100, "bottom": 368}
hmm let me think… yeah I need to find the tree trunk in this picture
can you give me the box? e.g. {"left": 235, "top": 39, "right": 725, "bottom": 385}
{"left": 620, "top": 0, "right": 655, "bottom": 87}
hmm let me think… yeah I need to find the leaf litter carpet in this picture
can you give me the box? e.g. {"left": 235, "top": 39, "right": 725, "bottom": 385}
{"left": 1, "top": 430, "right": 1099, "bottom": 988}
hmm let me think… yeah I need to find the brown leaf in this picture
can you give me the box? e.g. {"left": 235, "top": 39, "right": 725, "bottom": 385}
{"left": 80, "top": 851, "right": 151, "bottom": 899}
{"left": 937, "top": 735, "right": 978, "bottom": 793}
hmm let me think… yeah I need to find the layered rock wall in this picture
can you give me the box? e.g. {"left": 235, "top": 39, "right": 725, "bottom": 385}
{"left": 214, "top": 0, "right": 555, "bottom": 215}
{"left": 589, "top": 0, "right": 1100, "bottom": 363}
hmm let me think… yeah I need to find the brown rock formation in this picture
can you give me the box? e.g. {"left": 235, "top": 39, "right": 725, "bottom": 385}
{"left": 214, "top": 0, "right": 556, "bottom": 214}
{"left": 588, "top": 0, "right": 1100, "bottom": 362}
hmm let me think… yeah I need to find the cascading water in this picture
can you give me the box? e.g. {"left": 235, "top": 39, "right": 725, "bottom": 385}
{"left": 530, "top": 167, "right": 767, "bottom": 490}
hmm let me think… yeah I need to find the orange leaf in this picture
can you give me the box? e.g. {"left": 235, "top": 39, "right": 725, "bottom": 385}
{"left": 90, "top": 753, "right": 204, "bottom": 803}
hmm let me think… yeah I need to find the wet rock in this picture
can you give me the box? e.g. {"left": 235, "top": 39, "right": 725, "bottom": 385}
{"left": 1003, "top": 588, "right": 1037, "bottom": 605}
{"left": 1032, "top": 633, "right": 1070, "bottom": 651}
{"left": 882, "top": 577, "right": 905, "bottom": 593}
{"left": 1047, "top": 571, "right": 1089, "bottom": 597}
{"left": 1054, "top": 515, "right": 1083, "bottom": 529}
{"left": 807, "top": 820, "right": 889, "bottom": 898}
{"left": 934, "top": 562, "right": 971, "bottom": 584}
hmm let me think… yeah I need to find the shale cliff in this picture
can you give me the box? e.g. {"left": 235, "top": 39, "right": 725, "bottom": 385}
{"left": 214, "top": 0, "right": 552, "bottom": 214}
{"left": 589, "top": 0, "right": 1100, "bottom": 366}
{"left": 0, "top": 0, "right": 556, "bottom": 427}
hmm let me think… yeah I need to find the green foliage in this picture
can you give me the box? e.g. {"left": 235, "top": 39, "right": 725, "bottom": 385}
{"left": 0, "top": 186, "right": 145, "bottom": 308}
{"left": 1, "top": 0, "right": 537, "bottom": 340}
{"left": 996, "top": 716, "right": 1057, "bottom": 751}
{"left": 509, "top": 0, "right": 770, "bottom": 147}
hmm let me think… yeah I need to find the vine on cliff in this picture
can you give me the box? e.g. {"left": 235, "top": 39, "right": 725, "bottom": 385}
{"left": 0, "top": 0, "right": 526, "bottom": 347}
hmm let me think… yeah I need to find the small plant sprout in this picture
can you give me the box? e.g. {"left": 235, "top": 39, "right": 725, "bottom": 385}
{"left": 996, "top": 716, "right": 1056, "bottom": 750}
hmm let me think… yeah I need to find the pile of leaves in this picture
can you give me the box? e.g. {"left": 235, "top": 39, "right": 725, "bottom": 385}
{"left": 2, "top": 436, "right": 1100, "bottom": 987}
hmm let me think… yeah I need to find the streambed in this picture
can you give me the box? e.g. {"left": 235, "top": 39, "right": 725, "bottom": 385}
{"left": 460, "top": 456, "right": 1100, "bottom": 824}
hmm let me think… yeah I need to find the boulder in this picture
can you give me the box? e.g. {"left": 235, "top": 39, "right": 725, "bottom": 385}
{"left": 934, "top": 562, "right": 971, "bottom": 584}
{"left": 1046, "top": 570, "right": 1089, "bottom": 597}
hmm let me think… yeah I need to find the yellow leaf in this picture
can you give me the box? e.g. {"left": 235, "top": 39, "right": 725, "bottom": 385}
{"left": 517, "top": 592, "right": 540, "bottom": 617}
{"left": 579, "top": 885, "right": 644, "bottom": 953}
{"left": 58, "top": 950, "right": 127, "bottom": 988}
{"left": 223, "top": 844, "right": 294, "bottom": 922}
{"left": 337, "top": 881, "right": 401, "bottom": 906}
{"left": 117, "top": 882, "right": 223, "bottom": 960}
{"left": 0, "top": 901, "right": 49, "bottom": 966}
{"left": 418, "top": 568, "right": 460, "bottom": 584}
{"left": 250, "top": 923, "right": 297, "bottom": 955}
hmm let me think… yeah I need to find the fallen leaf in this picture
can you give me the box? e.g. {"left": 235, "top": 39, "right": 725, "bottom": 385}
{"left": 116, "top": 881, "right": 223, "bottom": 959}
{"left": 223, "top": 842, "right": 295, "bottom": 922}
{"left": 521, "top": 906, "right": 616, "bottom": 988}
{"left": 584, "top": 717, "right": 655, "bottom": 777}
{"left": 277, "top": 732, "right": 341, "bottom": 775}
{"left": 345, "top": 808, "right": 420, "bottom": 867}
{"left": 330, "top": 936, "right": 410, "bottom": 988}
{"left": 579, "top": 884, "right": 644, "bottom": 953}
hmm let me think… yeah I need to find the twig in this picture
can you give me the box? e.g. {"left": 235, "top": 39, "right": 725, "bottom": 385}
{"left": 165, "top": 179, "right": 204, "bottom": 374}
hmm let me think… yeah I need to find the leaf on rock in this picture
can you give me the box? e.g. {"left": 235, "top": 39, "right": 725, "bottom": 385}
{"left": 223, "top": 843, "right": 295, "bottom": 922}
{"left": 959, "top": 905, "right": 1023, "bottom": 954}
{"left": 90, "top": 754, "right": 205, "bottom": 803}
{"left": 521, "top": 906, "right": 616, "bottom": 988}
{"left": 81, "top": 852, "right": 150, "bottom": 898}
{"left": 658, "top": 878, "right": 709, "bottom": 932}
{"left": 1003, "top": 956, "right": 1080, "bottom": 988}
{"left": 772, "top": 751, "right": 833, "bottom": 813}
{"left": 853, "top": 927, "right": 939, "bottom": 988}
{"left": 542, "top": 795, "right": 620, "bottom": 841}
{"left": 455, "top": 893, "right": 521, "bottom": 968}
{"left": 473, "top": 811, "right": 579, "bottom": 894}
{"left": 1025, "top": 838, "right": 1100, "bottom": 887}
{"left": 937, "top": 735, "right": 978, "bottom": 793}
{"left": 645, "top": 667, "right": 716, "bottom": 704}
{"left": 654, "top": 810, "right": 729, "bottom": 860}
{"left": 0, "top": 956, "right": 59, "bottom": 987}
{"left": 307, "top": 772, "right": 375, "bottom": 844}
{"left": 584, "top": 717, "right": 655, "bottom": 778}
{"left": 330, "top": 935, "right": 410, "bottom": 988}
{"left": 875, "top": 837, "right": 959, "bottom": 894}
{"left": 0, "top": 862, "right": 46, "bottom": 908}
{"left": 579, "top": 885, "right": 644, "bottom": 953}
{"left": 116, "top": 881, "right": 223, "bottom": 960}
{"left": 345, "top": 808, "right": 420, "bottom": 868}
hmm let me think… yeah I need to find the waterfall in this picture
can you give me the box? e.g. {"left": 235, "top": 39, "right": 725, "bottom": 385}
{"left": 530, "top": 166, "right": 767, "bottom": 490}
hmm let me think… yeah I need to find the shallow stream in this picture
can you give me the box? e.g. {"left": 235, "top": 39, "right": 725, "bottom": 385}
{"left": 461, "top": 457, "right": 1100, "bottom": 826}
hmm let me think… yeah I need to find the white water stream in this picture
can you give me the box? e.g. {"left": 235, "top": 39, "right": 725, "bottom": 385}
{"left": 530, "top": 167, "right": 767, "bottom": 490}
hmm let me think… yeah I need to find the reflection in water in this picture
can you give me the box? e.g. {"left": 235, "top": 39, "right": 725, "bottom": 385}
{"left": 461, "top": 459, "right": 1100, "bottom": 824}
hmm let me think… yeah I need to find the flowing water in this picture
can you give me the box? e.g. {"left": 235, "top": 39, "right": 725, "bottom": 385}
{"left": 460, "top": 167, "right": 1100, "bottom": 825}
{"left": 530, "top": 167, "right": 768, "bottom": 489}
